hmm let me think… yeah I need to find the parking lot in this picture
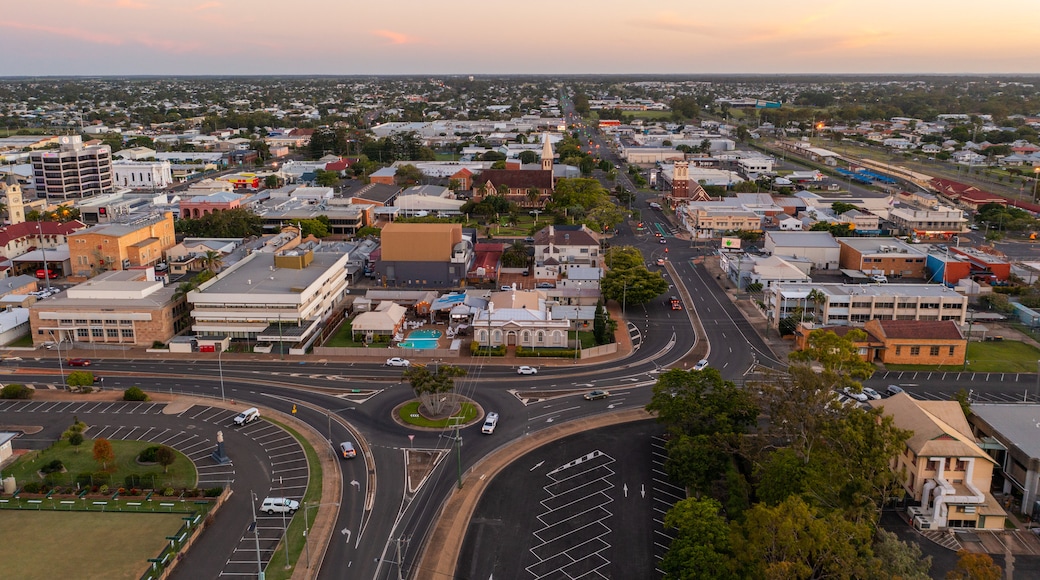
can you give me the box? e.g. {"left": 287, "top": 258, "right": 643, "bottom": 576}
{"left": 456, "top": 420, "right": 677, "bottom": 580}
{"left": 0, "top": 400, "right": 308, "bottom": 579}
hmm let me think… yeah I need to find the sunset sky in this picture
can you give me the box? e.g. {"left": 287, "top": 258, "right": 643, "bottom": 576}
{"left": 1, "top": 0, "right": 1037, "bottom": 76}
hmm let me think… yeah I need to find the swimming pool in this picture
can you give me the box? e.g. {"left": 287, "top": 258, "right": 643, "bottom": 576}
{"left": 398, "top": 329, "right": 443, "bottom": 350}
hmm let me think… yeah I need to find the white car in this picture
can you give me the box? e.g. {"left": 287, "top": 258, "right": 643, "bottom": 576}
{"left": 517, "top": 366, "right": 538, "bottom": 375}
{"left": 386, "top": 357, "right": 411, "bottom": 367}
{"left": 481, "top": 412, "right": 499, "bottom": 434}
{"left": 693, "top": 359, "right": 709, "bottom": 371}
{"left": 843, "top": 388, "right": 868, "bottom": 402}
{"left": 260, "top": 497, "right": 299, "bottom": 515}
{"left": 861, "top": 387, "right": 882, "bottom": 400}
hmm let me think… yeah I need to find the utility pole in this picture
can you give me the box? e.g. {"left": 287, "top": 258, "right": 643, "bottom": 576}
{"left": 250, "top": 491, "right": 264, "bottom": 580}
{"left": 454, "top": 425, "right": 463, "bottom": 490}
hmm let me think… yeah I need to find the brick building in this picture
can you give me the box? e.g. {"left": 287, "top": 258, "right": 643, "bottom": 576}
{"left": 67, "top": 212, "right": 176, "bottom": 278}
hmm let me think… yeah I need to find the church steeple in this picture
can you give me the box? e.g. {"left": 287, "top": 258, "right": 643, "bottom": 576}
{"left": 540, "top": 133, "right": 553, "bottom": 172}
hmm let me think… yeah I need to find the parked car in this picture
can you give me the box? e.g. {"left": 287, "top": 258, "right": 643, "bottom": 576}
{"left": 481, "top": 412, "right": 499, "bottom": 434}
{"left": 871, "top": 274, "right": 888, "bottom": 283}
{"left": 861, "top": 387, "right": 882, "bottom": 400}
{"left": 260, "top": 497, "right": 299, "bottom": 515}
{"left": 67, "top": 358, "right": 91, "bottom": 367}
{"left": 843, "top": 387, "right": 868, "bottom": 402}
{"left": 886, "top": 385, "right": 905, "bottom": 397}
{"left": 517, "top": 366, "right": 538, "bottom": 375}
{"left": 536, "top": 282, "right": 555, "bottom": 289}
{"left": 234, "top": 407, "right": 261, "bottom": 426}
{"left": 500, "top": 285, "right": 513, "bottom": 291}
{"left": 693, "top": 359, "right": 709, "bottom": 371}
{"left": 337, "top": 441, "right": 357, "bottom": 459}
{"left": 386, "top": 357, "right": 411, "bottom": 367}
{"left": 583, "top": 390, "right": 610, "bottom": 401}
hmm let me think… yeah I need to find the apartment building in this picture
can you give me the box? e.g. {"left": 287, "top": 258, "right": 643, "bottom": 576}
{"left": 766, "top": 283, "right": 968, "bottom": 329}
{"left": 889, "top": 207, "right": 967, "bottom": 239}
{"left": 30, "top": 135, "right": 113, "bottom": 199}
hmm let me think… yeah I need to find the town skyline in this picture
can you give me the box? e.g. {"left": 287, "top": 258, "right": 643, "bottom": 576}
{"left": 3, "top": 0, "right": 1039, "bottom": 76}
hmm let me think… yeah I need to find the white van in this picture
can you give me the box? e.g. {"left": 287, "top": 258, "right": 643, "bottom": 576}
{"left": 234, "top": 407, "right": 260, "bottom": 426}
{"left": 260, "top": 497, "right": 299, "bottom": 514}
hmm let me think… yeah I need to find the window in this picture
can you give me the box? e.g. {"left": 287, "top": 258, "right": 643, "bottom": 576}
{"left": 910, "top": 346, "right": 921, "bottom": 356}
{"left": 896, "top": 346, "right": 902, "bottom": 356}
{"left": 930, "top": 346, "right": 940, "bottom": 356}
{"left": 106, "top": 329, "right": 118, "bottom": 338}
{"left": 120, "top": 329, "right": 134, "bottom": 338}
{"left": 91, "top": 328, "right": 103, "bottom": 338}
{"left": 949, "top": 346, "right": 955, "bottom": 356}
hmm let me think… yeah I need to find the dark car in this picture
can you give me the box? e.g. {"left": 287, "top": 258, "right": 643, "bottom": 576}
{"left": 67, "top": 358, "right": 91, "bottom": 367}
{"left": 583, "top": 390, "right": 610, "bottom": 401}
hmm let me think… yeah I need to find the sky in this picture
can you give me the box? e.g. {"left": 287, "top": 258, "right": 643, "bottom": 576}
{"left": 1, "top": 0, "right": 1039, "bottom": 76}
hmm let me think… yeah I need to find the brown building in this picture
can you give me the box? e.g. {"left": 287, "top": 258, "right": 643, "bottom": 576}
{"left": 29, "top": 269, "right": 188, "bottom": 347}
{"left": 374, "top": 223, "right": 473, "bottom": 287}
{"left": 838, "top": 238, "right": 928, "bottom": 279}
{"left": 473, "top": 169, "right": 554, "bottom": 209}
{"left": 864, "top": 319, "right": 966, "bottom": 365}
{"left": 67, "top": 212, "right": 176, "bottom": 278}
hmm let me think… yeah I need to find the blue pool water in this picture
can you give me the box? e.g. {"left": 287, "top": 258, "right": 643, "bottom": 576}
{"left": 398, "top": 329, "right": 443, "bottom": 349}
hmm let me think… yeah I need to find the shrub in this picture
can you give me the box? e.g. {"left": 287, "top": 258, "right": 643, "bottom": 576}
{"left": 151, "top": 340, "right": 166, "bottom": 349}
{"left": 76, "top": 472, "right": 110, "bottom": 488}
{"left": 516, "top": 346, "right": 579, "bottom": 358}
{"left": 99, "top": 484, "right": 109, "bottom": 495}
{"left": 204, "top": 486, "right": 224, "bottom": 497}
{"left": 41, "top": 459, "right": 64, "bottom": 474}
{"left": 163, "top": 487, "right": 175, "bottom": 497}
{"left": 123, "top": 386, "right": 149, "bottom": 401}
{"left": 137, "top": 445, "right": 160, "bottom": 463}
{"left": 22, "top": 482, "right": 41, "bottom": 494}
{"left": 1, "top": 384, "right": 32, "bottom": 399}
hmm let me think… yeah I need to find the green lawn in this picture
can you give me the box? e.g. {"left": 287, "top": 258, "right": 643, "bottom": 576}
{"left": 325, "top": 318, "right": 368, "bottom": 347}
{"left": 884, "top": 340, "right": 1040, "bottom": 373}
{"left": 6, "top": 438, "right": 196, "bottom": 491}
{"left": 398, "top": 401, "right": 478, "bottom": 428}
{"left": 262, "top": 417, "right": 322, "bottom": 580}
{"left": 0, "top": 510, "right": 185, "bottom": 579}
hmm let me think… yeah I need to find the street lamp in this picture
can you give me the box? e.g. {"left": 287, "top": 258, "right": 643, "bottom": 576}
{"left": 217, "top": 346, "right": 225, "bottom": 402}
{"left": 303, "top": 501, "right": 340, "bottom": 569}
{"left": 1032, "top": 167, "right": 1040, "bottom": 204}
{"left": 249, "top": 491, "right": 263, "bottom": 579}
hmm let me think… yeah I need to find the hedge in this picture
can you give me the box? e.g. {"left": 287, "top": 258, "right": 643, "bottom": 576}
{"left": 516, "top": 346, "right": 579, "bottom": 358}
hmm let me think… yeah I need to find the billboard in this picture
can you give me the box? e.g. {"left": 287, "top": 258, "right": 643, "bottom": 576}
{"left": 721, "top": 237, "right": 742, "bottom": 251}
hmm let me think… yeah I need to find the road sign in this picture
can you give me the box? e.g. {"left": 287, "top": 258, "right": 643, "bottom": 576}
{"left": 291, "top": 404, "right": 297, "bottom": 415}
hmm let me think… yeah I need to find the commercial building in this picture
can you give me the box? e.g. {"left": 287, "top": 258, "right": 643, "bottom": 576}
{"left": 374, "top": 223, "right": 473, "bottom": 288}
{"left": 29, "top": 268, "right": 187, "bottom": 347}
{"left": 862, "top": 319, "right": 966, "bottom": 365}
{"left": 533, "top": 225, "right": 600, "bottom": 272}
{"left": 838, "top": 238, "right": 928, "bottom": 279}
{"left": 112, "top": 160, "right": 174, "bottom": 190}
{"left": 67, "top": 212, "right": 176, "bottom": 278}
{"left": 968, "top": 404, "right": 1040, "bottom": 519}
{"left": 188, "top": 239, "right": 351, "bottom": 350}
{"left": 30, "top": 135, "right": 113, "bottom": 199}
{"left": 766, "top": 283, "right": 968, "bottom": 329}
{"left": 869, "top": 393, "right": 1005, "bottom": 530}
{"left": 888, "top": 207, "right": 967, "bottom": 240}
{"left": 764, "top": 231, "right": 841, "bottom": 270}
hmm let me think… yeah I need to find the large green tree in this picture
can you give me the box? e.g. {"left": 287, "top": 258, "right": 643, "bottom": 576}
{"left": 661, "top": 498, "right": 739, "bottom": 580}
{"left": 601, "top": 264, "right": 669, "bottom": 307}
{"left": 403, "top": 364, "right": 467, "bottom": 416}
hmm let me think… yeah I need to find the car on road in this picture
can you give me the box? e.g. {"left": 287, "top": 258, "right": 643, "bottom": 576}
{"left": 481, "top": 412, "right": 499, "bottom": 434}
{"left": 67, "top": 358, "right": 91, "bottom": 367}
{"left": 693, "top": 359, "right": 709, "bottom": 371}
{"left": 656, "top": 258, "right": 666, "bottom": 266}
{"left": 517, "top": 366, "right": 538, "bottom": 375}
{"left": 536, "top": 282, "right": 555, "bottom": 289}
{"left": 260, "top": 497, "right": 299, "bottom": 515}
{"left": 659, "top": 238, "right": 667, "bottom": 244}
{"left": 861, "top": 387, "right": 882, "bottom": 400}
{"left": 886, "top": 385, "right": 905, "bottom": 397}
{"left": 583, "top": 389, "right": 610, "bottom": 401}
{"left": 337, "top": 441, "right": 357, "bottom": 459}
{"left": 843, "top": 387, "right": 868, "bottom": 402}
{"left": 386, "top": 357, "right": 411, "bottom": 367}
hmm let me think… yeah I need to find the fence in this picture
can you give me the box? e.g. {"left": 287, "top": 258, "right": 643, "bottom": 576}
{"left": 312, "top": 346, "right": 460, "bottom": 358}
{"left": 580, "top": 343, "right": 618, "bottom": 359}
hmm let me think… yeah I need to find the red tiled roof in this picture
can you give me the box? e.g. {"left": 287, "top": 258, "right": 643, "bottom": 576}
{"left": 875, "top": 319, "right": 964, "bottom": 340}
{"left": 452, "top": 168, "right": 473, "bottom": 178}
{"left": 325, "top": 160, "right": 350, "bottom": 172}
{"left": 477, "top": 169, "right": 553, "bottom": 190}
{"left": 0, "top": 220, "right": 86, "bottom": 247}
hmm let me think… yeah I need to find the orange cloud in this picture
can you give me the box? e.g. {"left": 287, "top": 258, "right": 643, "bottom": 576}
{"left": 0, "top": 20, "right": 122, "bottom": 45}
{"left": 371, "top": 29, "right": 415, "bottom": 45}
{"left": 192, "top": 1, "right": 221, "bottom": 11}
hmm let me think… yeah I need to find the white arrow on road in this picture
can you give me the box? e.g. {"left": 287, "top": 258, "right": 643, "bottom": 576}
{"left": 641, "top": 484, "right": 646, "bottom": 499}
{"left": 623, "top": 483, "right": 628, "bottom": 498}
{"left": 341, "top": 528, "right": 351, "bottom": 542}
{"left": 530, "top": 460, "right": 544, "bottom": 471}
{"left": 546, "top": 417, "right": 554, "bottom": 423}
{"left": 350, "top": 480, "right": 360, "bottom": 491}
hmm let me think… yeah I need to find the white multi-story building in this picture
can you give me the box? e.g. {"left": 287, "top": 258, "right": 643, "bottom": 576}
{"left": 188, "top": 240, "right": 350, "bottom": 352}
{"left": 766, "top": 283, "right": 968, "bottom": 329}
{"left": 112, "top": 160, "right": 174, "bottom": 190}
{"left": 30, "top": 135, "right": 113, "bottom": 199}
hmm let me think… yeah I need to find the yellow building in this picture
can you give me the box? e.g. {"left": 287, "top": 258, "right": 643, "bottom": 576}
{"left": 869, "top": 393, "right": 1006, "bottom": 530}
{"left": 67, "top": 212, "right": 175, "bottom": 278}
